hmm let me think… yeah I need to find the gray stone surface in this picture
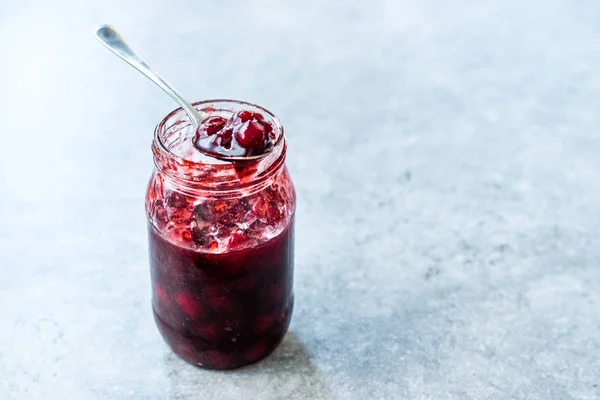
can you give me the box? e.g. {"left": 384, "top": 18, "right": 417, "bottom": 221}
{"left": 1, "top": 0, "right": 600, "bottom": 398}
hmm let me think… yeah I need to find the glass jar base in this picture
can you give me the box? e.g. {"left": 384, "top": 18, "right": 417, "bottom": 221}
{"left": 153, "top": 303, "right": 293, "bottom": 370}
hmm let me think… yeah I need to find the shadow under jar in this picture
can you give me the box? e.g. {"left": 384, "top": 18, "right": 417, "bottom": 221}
{"left": 146, "top": 100, "right": 296, "bottom": 370}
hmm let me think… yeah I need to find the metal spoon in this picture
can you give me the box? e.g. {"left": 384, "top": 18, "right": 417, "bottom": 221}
{"left": 94, "top": 25, "right": 273, "bottom": 162}
{"left": 94, "top": 25, "right": 204, "bottom": 129}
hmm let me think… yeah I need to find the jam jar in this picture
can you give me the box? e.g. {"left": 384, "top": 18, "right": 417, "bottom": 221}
{"left": 145, "top": 100, "right": 296, "bottom": 369}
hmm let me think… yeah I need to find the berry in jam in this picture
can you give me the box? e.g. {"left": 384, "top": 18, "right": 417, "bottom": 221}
{"left": 193, "top": 110, "right": 275, "bottom": 158}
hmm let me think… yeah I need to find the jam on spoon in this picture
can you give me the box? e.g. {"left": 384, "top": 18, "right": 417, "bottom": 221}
{"left": 194, "top": 111, "right": 276, "bottom": 158}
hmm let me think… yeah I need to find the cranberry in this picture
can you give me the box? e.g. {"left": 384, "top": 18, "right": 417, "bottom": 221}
{"left": 180, "top": 229, "right": 193, "bottom": 242}
{"left": 198, "top": 116, "right": 227, "bottom": 136}
{"left": 155, "top": 284, "right": 169, "bottom": 303}
{"left": 229, "top": 231, "right": 249, "bottom": 248}
{"left": 168, "top": 207, "right": 193, "bottom": 225}
{"left": 235, "top": 110, "right": 264, "bottom": 124}
{"left": 175, "top": 292, "right": 203, "bottom": 319}
{"left": 235, "top": 121, "right": 268, "bottom": 149}
{"left": 193, "top": 109, "right": 275, "bottom": 158}
{"left": 208, "top": 241, "right": 219, "bottom": 251}
{"left": 261, "top": 120, "right": 273, "bottom": 134}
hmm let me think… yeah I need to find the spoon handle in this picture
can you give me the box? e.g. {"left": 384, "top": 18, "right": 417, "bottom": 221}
{"left": 94, "top": 25, "right": 204, "bottom": 128}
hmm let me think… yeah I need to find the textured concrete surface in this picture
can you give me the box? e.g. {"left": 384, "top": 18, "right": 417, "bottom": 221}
{"left": 2, "top": 0, "right": 600, "bottom": 399}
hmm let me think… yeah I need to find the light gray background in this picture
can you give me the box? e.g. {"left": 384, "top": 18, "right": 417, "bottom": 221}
{"left": 1, "top": 0, "right": 600, "bottom": 399}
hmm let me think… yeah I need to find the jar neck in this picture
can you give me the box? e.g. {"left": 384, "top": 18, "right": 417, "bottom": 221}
{"left": 152, "top": 140, "right": 287, "bottom": 196}
{"left": 152, "top": 99, "right": 287, "bottom": 196}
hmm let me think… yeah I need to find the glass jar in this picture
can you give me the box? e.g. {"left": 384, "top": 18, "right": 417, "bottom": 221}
{"left": 145, "top": 100, "right": 296, "bottom": 370}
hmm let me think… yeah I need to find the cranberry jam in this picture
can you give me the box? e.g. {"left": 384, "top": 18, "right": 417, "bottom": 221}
{"left": 146, "top": 100, "right": 296, "bottom": 369}
{"left": 194, "top": 111, "right": 276, "bottom": 158}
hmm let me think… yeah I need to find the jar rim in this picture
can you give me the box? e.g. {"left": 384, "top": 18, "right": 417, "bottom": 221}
{"left": 152, "top": 99, "right": 287, "bottom": 193}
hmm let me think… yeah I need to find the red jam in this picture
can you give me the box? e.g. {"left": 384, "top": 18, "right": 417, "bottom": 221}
{"left": 194, "top": 111, "right": 275, "bottom": 158}
{"left": 149, "top": 222, "right": 294, "bottom": 369}
{"left": 146, "top": 100, "right": 295, "bottom": 369}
